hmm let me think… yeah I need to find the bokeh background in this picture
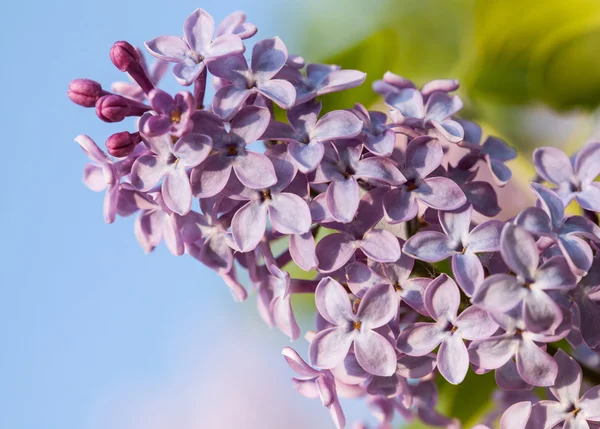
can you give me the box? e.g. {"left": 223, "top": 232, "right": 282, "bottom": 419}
{"left": 3, "top": 0, "right": 600, "bottom": 428}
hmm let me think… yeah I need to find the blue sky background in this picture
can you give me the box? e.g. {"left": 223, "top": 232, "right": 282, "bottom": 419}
{"left": 0, "top": 1, "right": 372, "bottom": 428}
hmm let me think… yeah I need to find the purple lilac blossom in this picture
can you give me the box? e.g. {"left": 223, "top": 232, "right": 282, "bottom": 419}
{"left": 145, "top": 8, "right": 245, "bottom": 86}
{"left": 69, "top": 8, "right": 600, "bottom": 429}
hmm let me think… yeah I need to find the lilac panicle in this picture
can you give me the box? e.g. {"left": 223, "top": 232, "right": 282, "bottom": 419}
{"left": 70, "top": 8, "right": 600, "bottom": 429}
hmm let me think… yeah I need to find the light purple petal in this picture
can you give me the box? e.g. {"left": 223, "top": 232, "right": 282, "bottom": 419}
{"left": 516, "top": 339, "right": 558, "bottom": 386}
{"left": 360, "top": 230, "right": 401, "bottom": 263}
{"left": 312, "top": 110, "right": 363, "bottom": 141}
{"left": 501, "top": 224, "right": 539, "bottom": 280}
{"left": 580, "top": 386, "right": 600, "bottom": 421}
{"left": 289, "top": 232, "right": 318, "bottom": 271}
{"left": 233, "top": 151, "right": 277, "bottom": 189}
{"left": 130, "top": 155, "right": 169, "bottom": 192}
{"left": 268, "top": 192, "right": 311, "bottom": 234}
{"left": 386, "top": 88, "right": 424, "bottom": 120}
{"left": 316, "top": 233, "right": 357, "bottom": 273}
{"left": 473, "top": 274, "right": 527, "bottom": 312}
{"left": 468, "top": 335, "right": 519, "bottom": 370}
{"left": 558, "top": 234, "right": 593, "bottom": 276}
{"left": 425, "top": 274, "right": 460, "bottom": 321}
{"left": 272, "top": 295, "right": 300, "bottom": 340}
{"left": 288, "top": 141, "right": 325, "bottom": 173}
{"left": 183, "top": 8, "right": 214, "bottom": 55}
{"left": 438, "top": 334, "right": 468, "bottom": 384}
{"left": 354, "top": 330, "right": 397, "bottom": 376}
{"left": 135, "top": 210, "right": 164, "bottom": 253}
{"left": 424, "top": 93, "right": 463, "bottom": 122}
{"left": 383, "top": 187, "right": 418, "bottom": 223}
{"left": 430, "top": 119, "right": 464, "bottom": 143}
{"left": 356, "top": 283, "right": 398, "bottom": 330}
{"left": 83, "top": 164, "right": 108, "bottom": 192}
{"left": 455, "top": 306, "right": 498, "bottom": 340}
{"left": 231, "top": 200, "right": 268, "bottom": 252}
{"left": 531, "top": 182, "right": 565, "bottom": 229}
{"left": 230, "top": 105, "right": 272, "bottom": 144}
{"left": 403, "top": 231, "right": 452, "bottom": 262}
{"left": 346, "top": 262, "right": 387, "bottom": 297}
{"left": 396, "top": 354, "right": 437, "bottom": 379}
{"left": 316, "top": 69, "right": 367, "bottom": 95}
{"left": 103, "top": 185, "right": 119, "bottom": 224}
{"left": 282, "top": 347, "right": 321, "bottom": 378}
{"left": 315, "top": 277, "right": 353, "bottom": 325}
{"left": 212, "top": 85, "right": 252, "bottom": 120}
{"left": 467, "top": 220, "right": 504, "bottom": 253}
{"left": 309, "top": 327, "right": 354, "bottom": 369}
{"left": 500, "top": 402, "right": 532, "bottom": 429}
{"left": 405, "top": 136, "right": 442, "bottom": 178}
{"left": 162, "top": 167, "right": 192, "bottom": 215}
{"left": 145, "top": 36, "right": 189, "bottom": 62}
{"left": 396, "top": 323, "right": 444, "bottom": 356}
{"left": 190, "top": 154, "right": 232, "bottom": 198}
{"left": 527, "top": 401, "right": 568, "bottom": 429}
{"left": 173, "top": 133, "right": 212, "bottom": 167}
{"left": 207, "top": 54, "right": 249, "bottom": 84}
{"left": 163, "top": 213, "right": 184, "bottom": 256}
{"left": 207, "top": 34, "right": 245, "bottom": 59}
{"left": 533, "top": 146, "right": 575, "bottom": 186}
{"left": 535, "top": 256, "right": 578, "bottom": 290}
{"left": 576, "top": 142, "right": 600, "bottom": 184}
{"left": 326, "top": 178, "right": 360, "bottom": 223}
{"left": 415, "top": 177, "right": 466, "bottom": 210}
{"left": 577, "top": 183, "right": 600, "bottom": 212}
{"left": 551, "top": 349, "right": 582, "bottom": 405}
{"left": 516, "top": 207, "right": 553, "bottom": 236}
{"left": 355, "top": 157, "right": 406, "bottom": 185}
{"left": 523, "top": 288, "right": 563, "bottom": 334}
{"left": 251, "top": 37, "right": 288, "bottom": 82}
{"left": 256, "top": 79, "right": 296, "bottom": 109}
{"left": 452, "top": 252, "right": 484, "bottom": 296}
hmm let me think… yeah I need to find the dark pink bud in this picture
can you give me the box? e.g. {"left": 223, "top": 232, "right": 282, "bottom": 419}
{"left": 68, "top": 78, "right": 105, "bottom": 107}
{"left": 95, "top": 95, "right": 150, "bottom": 123}
{"left": 106, "top": 131, "right": 141, "bottom": 157}
{"left": 110, "top": 41, "right": 140, "bottom": 72}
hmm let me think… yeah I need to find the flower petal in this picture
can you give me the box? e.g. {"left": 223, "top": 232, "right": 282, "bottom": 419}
{"left": 558, "top": 234, "right": 594, "bottom": 276}
{"left": 360, "top": 230, "right": 401, "bottom": 263}
{"left": 326, "top": 178, "right": 360, "bottom": 223}
{"left": 231, "top": 200, "right": 268, "bottom": 252}
{"left": 316, "top": 233, "right": 357, "bottom": 273}
{"left": 523, "top": 288, "right": 563, "bottom": 334}
{"left": 501, "top": 223, "right": 539, "bottom": 280}
{"left": 130, "top": 155, "right": 169, "bottom": 192}
{"left": 425, "top": 274, "right": 460, "bottom": 321}
{"left": 173, "top": 133, "right": 212, "bottom": 168}
{"left": 383, "top": 187, "right": 418, "bottom": 223}
{"left": 396, "top": 323, "right": 444, "bottom": 356}
{"left": 145, "top": 36, "right": 189, "bottom": 62}
{"left": 500, "top": 402, "right": 532, "bottom": 429}
{"left": 473, "top": 273, "right": 527, "bottom": 312}
{"left": 190, "top": 154, "right": 233, "bottom": 198}
{"left": 405, "top": 136, "right": 442, "bottom": 178}
{"left": 533, "top": 146, "right": 575, "bottom": 186}
{"left": 212, "top": 85, "right": 251, "bottom": 121}
{"left": 385, "top": 88, "right": 424, "bottom": 120}
{"left": 315, "top": 277, "right": 354, "bottom": 325}
{"left": 289, "top": 232, "right": 318, "bottom": 271}
{"left": 437, "top": 334, "right": 469, "bottom": 384}
{"left": 415, "top": 177, "right": 466, "bottom": 210}
{"left": 288, "top": 141, "right": 325, "bottom": 173}
{"left": 233, "top": 151, "right": 277, "bottom": 189}
{"left": 183, "top": 8, "right": 214, "bottom": 55}
{"left": 162, "top": 167, "right": 192, "bottom": 215}
{"left": 550, "top": 349, "right": 582, "bottom": 405}
{"left": 268, "top": 192, "right": 311, "bottom": 235}
{"left": 468, "top": 335, "right": 518, "bottom": 370}
{"left": 311, "top": 110, "right": 363, "bottom": 142}
{"left": 256, "top": 79, "right": 296, "bottom": 109}
{"left": 309, "top": 327, "right": 354, "bottom": 369}
{"left": 251, "top": 37, "right": 288, "bottom": 82}
{"left": 282, "top": 346, "right": 321, "bottom": 378}
{"left": 455, "top": 306, "right": 498, "bottom": 340}
{"left": 576, "top": 142, "right": 600, "bottom": 185}
{"left": 356, "top": 283, "right": 398, "bottom": 330}
{"left": 354, "top": 330, "right": 397, "bottom": 376}
{"left": 452, "top": 252, "right": 484, "bottom": 296}
{"left": 403, "top": 231, "right": 453, "bottom": 262}
{"left": 516, "top": 339, "right": 558, "bottom": 386}
{"left": 354, "top": 157, "right": 406, "bottom": 185}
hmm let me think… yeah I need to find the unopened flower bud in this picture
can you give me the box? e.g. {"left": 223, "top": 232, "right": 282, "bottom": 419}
{"left": 95, "top": 94, "right": 150, "bottom": 123}
{"left": 68, "top": 79, "right": 106, "bottom": 107}
{"left": 110, "top": 41, "right": 140, "bottom": 72}
{"left": 106, "top": 131, "right": 141, "bottom": 157}
{"left": 110, "top": 41, "right": 155, "bottom": 95}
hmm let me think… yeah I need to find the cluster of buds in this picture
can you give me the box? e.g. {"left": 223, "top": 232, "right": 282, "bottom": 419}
{"left": 69, "top": 8, "right": 600, "bottom": 429}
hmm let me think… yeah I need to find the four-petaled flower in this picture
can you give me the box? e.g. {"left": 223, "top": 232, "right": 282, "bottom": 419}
{"left": 309, "top": 278, "right": 399, "bottom": 376}
{"left": 145, "top": 8, "right": 245, "bottom": 85}
{"left": 397, "top": 275, "right": 498, "bottom": 384}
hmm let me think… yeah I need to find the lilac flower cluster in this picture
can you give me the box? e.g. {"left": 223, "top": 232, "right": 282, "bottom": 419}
{"left": 69, "top": 8, "right": 600, "bottom": 429}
